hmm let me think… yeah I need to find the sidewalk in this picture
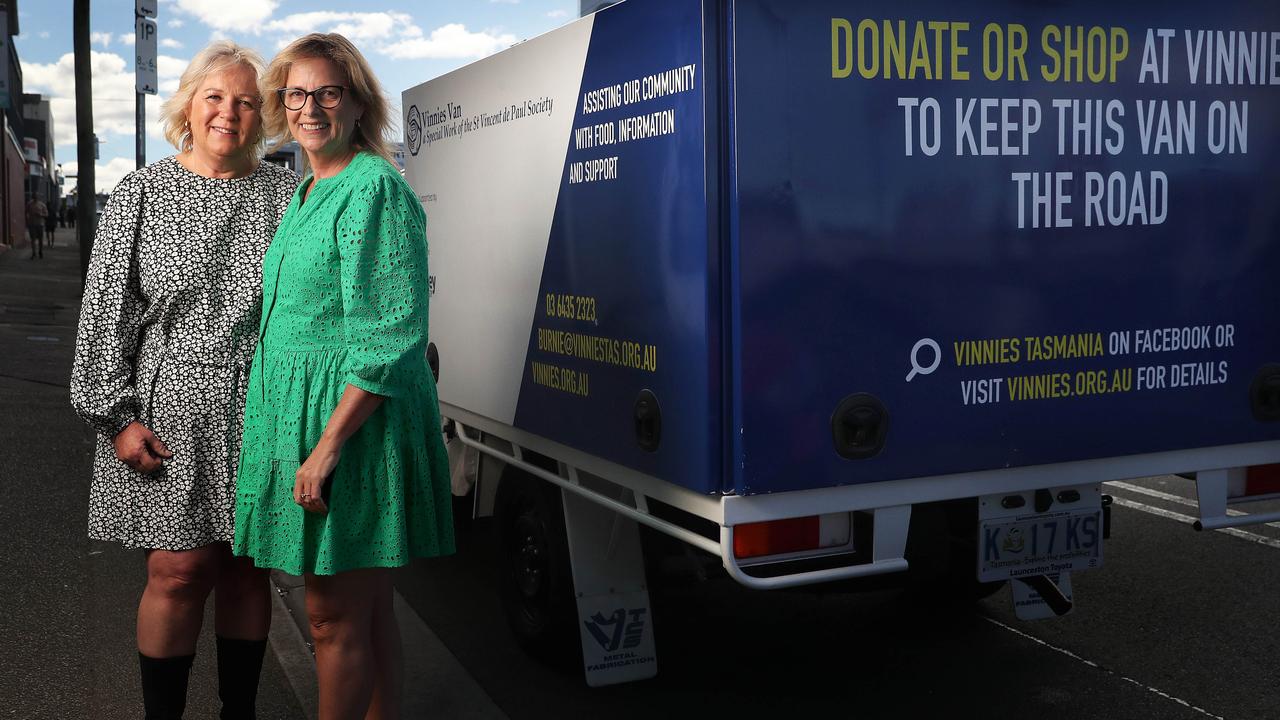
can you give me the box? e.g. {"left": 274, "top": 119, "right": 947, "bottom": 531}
{"left": 0, "top": 226, "right": 306, "bottom": 719}
{"left": 0, "top": 225, "right": 507, "bottom": 720}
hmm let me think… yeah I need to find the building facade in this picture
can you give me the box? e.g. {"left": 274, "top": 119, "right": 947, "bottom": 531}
{"left": 0, "top": 2, "right": 25, "bottom": 246}
{"left": 22, "top": 93, "right": 59, "bottom": 219}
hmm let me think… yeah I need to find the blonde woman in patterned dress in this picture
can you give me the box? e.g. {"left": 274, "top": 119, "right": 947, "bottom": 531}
{"left": 234, "top": 34, "right": 453, "bottom": 719}
{"left": 70, "top": 41, "right": 297, "bottom": 719}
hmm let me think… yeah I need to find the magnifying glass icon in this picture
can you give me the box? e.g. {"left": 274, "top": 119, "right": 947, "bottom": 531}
{"left": 906, "top": 338, "right": 941, "bottom": 382}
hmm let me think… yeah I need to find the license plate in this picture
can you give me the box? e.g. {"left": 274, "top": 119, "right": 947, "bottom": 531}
{"left": 978, "top": 507, "right": 1103, "bottom": 583}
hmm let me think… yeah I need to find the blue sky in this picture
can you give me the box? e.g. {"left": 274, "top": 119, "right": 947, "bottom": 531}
{"left": 15, "top": 0, "right": 579, "bottom": 191}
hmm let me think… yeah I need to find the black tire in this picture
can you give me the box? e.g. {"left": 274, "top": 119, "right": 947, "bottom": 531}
{"left": 494, "top": 469, "right": 579, "bottom": 663}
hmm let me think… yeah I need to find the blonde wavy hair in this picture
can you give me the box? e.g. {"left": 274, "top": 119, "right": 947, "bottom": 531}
{"left": 159, "top": 40, "right": 269, "bottom": 156}
{"left": 262, "top": 33, "right": 394, "bottom": 163}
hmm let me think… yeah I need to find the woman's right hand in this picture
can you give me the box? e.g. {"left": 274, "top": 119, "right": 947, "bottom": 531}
{"left": 112, "top": 422, "right": 174, "bottom": 474}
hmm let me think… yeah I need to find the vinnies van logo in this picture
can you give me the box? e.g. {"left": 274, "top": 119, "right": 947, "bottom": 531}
{"left": 405, "top": 105, "right": 424, "bottom": 156}
{"left": 406, "top": 104, "right": 460, "bottom": 156}
{"left": 584, "top": 608, "right": 646, "bottom": 652}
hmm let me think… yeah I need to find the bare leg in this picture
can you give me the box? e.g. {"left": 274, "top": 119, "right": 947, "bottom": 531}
{"left": 137, "top": 544, "right": 222, "bottom": 657}
{"left": 214, "top": 550, "right": 271, "bottom": 640}
{"left": 136, "top": 544, "right": 221, "bottom": 718}
{"left": 214, "top": 549, "right": 272, "bottom": 719}
{"left": 307, "top": 568, "right": 382, "bottom": 720}
{"left": 364, "top": 573, "right": 402, "bottom": 720}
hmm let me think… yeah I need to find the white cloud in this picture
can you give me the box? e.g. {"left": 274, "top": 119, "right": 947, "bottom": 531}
{"left": 175, "top": 5, "right": 515, "bottom": 67}
{"left": 22, "top": 52, "right": 190, "bottom": 149}
{"left": 161, "top": 38, "right": 185, "bottom": 49}
{"left": 260, "top": 12, "right": 517, "bottom": 64}
{"left": 96, "top": 158, "right": 143, "bottom": 193}
{"left": 264, "top": 11, "right": 418, "bottom": 41}
{"left": 381, "top": 24, "right": 518, "bottom": 60}
{"left": 63, "top": 158, "right": 140, "bottom": 193}
{"left": 38, "top": 31, "right": 50, "bottom": 39}
{"left": 168, "top": 19, "right": 185, "bottom": 28}
{"left": 91, "top": 32, "right": 112, "bottom": 47}
{"left": 175, "top": 0, "right": 278, "bottom": 32}
{"left": 548, "top": 9, "right": 569, "bottom": 18}
{"left": 157, "top": 55, "right": 188, "bottom": 79}
{"left": 122, "top": 33, "right": 136, "bottom": 46}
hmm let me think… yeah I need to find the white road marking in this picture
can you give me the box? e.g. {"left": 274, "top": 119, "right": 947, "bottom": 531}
{"left": 1107, "top": 481, "right": 1280, "bottom": 529}
{"left": 984, "top": 617, "right": 1226, "bottom": 720}
{"left": 1109, "top": 496, "right": 1280, "bottom": 550}
{"left": 1107, "top": 481, "right": 1209, "bottom": 508}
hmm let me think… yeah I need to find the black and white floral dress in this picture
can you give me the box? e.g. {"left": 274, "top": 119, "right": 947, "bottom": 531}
{"left": 71, "top": 156, "right": 298, "bottom": 550}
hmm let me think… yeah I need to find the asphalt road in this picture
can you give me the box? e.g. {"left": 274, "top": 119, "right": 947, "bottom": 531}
{"left": 7, "top": 229, "right": 1276, "bottom": 718}
{"left": 397, "top": 475, "right": 1280, "bottom": 720}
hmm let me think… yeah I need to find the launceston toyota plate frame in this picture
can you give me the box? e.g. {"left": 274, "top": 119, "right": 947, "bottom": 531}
{"left": 978, "top": 485, "right": 1103, "bottom": 583}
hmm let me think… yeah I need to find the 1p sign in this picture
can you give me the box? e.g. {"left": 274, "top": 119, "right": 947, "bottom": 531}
{"left": 135, "top": 16, "right": 158, "bottom": 95}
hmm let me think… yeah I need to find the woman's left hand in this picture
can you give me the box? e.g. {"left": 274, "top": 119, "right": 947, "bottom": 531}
{"left": 296, "top": 441, "right": 340, "bottom": 514}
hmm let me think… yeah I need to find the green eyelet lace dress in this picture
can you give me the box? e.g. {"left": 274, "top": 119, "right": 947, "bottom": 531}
{"left": 233, "top": 151, "right": 454, "bottom": 575}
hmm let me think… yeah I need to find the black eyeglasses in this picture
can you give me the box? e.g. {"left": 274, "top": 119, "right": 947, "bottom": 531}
{"left": 276, "top": 85, "right": 347, "bottom": 111}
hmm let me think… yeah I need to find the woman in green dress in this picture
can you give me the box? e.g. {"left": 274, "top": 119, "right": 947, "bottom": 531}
{"left": 234, "top": 33, "right": 453, "bottom": 719}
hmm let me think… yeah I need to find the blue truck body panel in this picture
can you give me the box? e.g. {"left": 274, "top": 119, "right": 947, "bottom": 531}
{"left": 732, "top": 0, "right": 1280, "bottom": 493}
{"left": 512, "top": 0, "right": 722, "bottom": 493}
{"left": 404, "top": 0, "right": 1280, "bottom": 498}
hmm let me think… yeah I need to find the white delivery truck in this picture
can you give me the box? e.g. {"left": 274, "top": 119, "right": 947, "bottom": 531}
{"left": 402, "top": 0, "right": 1280, "bottom": 686}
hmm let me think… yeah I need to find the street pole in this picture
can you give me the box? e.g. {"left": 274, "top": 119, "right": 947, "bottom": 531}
{"left": 74, "top": 0, "right": 95, "bottom": 282}
{"left": 135, "top": 92, "right": 144, "bottom": 169}
{"left": 134, "top": 2, "right": 157, "bottom": 171}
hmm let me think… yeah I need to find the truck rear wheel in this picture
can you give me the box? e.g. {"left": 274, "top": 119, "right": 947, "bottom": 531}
{"left": 494, "top": 469, "right": 579, "bottom": 663}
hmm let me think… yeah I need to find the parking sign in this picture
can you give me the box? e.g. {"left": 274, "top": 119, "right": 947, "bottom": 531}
{"left": 135, "top": 16, "right": 157, "bottom": 95}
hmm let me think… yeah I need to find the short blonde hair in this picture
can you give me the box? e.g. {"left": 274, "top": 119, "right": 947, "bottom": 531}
{"left": 160, "top": 40, "right": 269, "bottom": 156}
{"left": 263, "top": 34, "right": 394, "bottom": 163}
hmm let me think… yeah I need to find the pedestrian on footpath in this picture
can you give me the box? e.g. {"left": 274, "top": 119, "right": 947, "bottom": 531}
{"left": 44, "top": 201, "right": 58, "bottom": 246}
{"left": 70, "top": 41, "right": 298, "bottom": 720}
{"left": 234, "top": 33, "right": 454, "bottom": 720}
{"left": 25, "top": 195, "right": 47, "bottom": 258}
{"left": 65, "top": 202, "right": 76, "bottom": 229}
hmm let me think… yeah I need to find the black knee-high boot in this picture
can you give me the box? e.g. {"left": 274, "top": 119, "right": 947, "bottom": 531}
{"left": 216, "top": 635, "right": 268, "bottom": 720}
{"left": 139, "top": 652, "right": 195, "bottom": 720}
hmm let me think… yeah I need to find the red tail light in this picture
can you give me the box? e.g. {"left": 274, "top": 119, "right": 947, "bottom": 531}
{"left": 732, "top": 513, "right": 852, "bottom": 559}
{"left": 733, "top": 516, "right": 819, "bottom": 559}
